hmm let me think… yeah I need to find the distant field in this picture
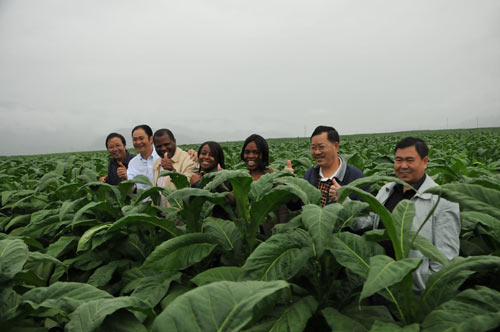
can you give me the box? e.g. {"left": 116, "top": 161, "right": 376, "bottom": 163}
{"left": 1, "top": 127, "right": 499, "bottom": 331}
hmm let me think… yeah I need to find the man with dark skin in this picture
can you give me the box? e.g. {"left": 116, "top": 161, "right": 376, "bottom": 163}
{"left": 152, "top": 129, "right": 198, "bottom": 190}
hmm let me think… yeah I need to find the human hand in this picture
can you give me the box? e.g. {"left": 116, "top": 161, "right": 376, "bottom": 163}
{"left": 190, "top": 172, "right": 203, "bottom": 185}
{"left": 329, "top": 178, "right": 341, "bottom": 202}
{"left": 284, "top": 160, "right": 294, "bottom": 174}
{"left": 217, "top": 163, "right": 223, "bottom": 171}
{"left": 188, "top": 149, "right": 198, "bottom": 162}
{"left": 117, "top": 161, "right": 128, "bottom": 180}
{"left": 161, "top": 155, "right": 175, "bottom": 171}
{"left": 98, "top": 175, "right": 108, "bottom": 182}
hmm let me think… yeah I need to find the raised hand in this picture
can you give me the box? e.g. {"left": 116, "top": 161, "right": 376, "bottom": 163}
{"left": 161, "top": 155, "right": 175, "bottom": 171}
{"left": 284, "top": 159, "right": 294, "bottom": 174}
{"left": 188, "top": 149, "right": 198, "bottom": 163}
{"left": 117, "top": 161, "right": 128, "bottom": 180}
{"left": 329, "top": 178, "right": 341, "bottom": 202}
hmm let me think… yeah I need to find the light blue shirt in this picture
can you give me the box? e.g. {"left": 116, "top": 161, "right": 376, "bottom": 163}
{"left": 127, "top": 149, "right": 160, "bottom": 191}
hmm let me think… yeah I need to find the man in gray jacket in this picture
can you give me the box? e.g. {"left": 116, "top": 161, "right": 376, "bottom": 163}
{"left": 355, "top": 137, "right": 460, "bottom": 292}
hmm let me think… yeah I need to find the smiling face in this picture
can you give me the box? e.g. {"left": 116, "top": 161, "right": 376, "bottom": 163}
{"left": 198, "top": 144, "right": 217, "bottom": 171}
{"left": 106, "top": 137, "right": 127, "bottom": 161}
{"left": 154, "top": 134, "right": 177, "bottom": 158}
{"left": 394, "top": 145, "right": 428, "bottom": 184}
{"left": 132, "top": 128, "right": 153, "bottom": 157}
{"left": 310, "top": 132, "right": 339, "bottom": 168}
{"left": 243, "top": 141, "right": 262, "bottom": 172}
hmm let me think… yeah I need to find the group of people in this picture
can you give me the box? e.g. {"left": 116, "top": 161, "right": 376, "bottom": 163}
{"left": 99, "top": 124, "right": 460, "bottom": 291}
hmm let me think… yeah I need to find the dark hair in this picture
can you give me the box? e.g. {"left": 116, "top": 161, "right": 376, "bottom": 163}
{"left": 240, "top": 134, "right": 269, "bottom": 170}
{"left": 105, "top": 133, "right": 126, "bottom": 148}
{"left": 131, "top": 124, "right": 153, "bottom": 138}
{"left": 310, "top": 125, "right": 340, "bottom": 144}
{"left": 198, "top": 141, "right": 226, "bottom": 170}
{"left": 394, "top": 137, "right": 429, "bottom": 158}
{"left": 153, "top": 128, "right": 175, "bottom": 141}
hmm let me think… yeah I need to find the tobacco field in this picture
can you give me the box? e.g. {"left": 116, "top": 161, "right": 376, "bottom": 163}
{"left": 1, "top": 128, "right": 499, "bottom": 331}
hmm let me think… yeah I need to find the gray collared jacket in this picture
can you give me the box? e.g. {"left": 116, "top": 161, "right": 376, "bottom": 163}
{"left": 354, "top": 175, "right": 461, "bottom": 292}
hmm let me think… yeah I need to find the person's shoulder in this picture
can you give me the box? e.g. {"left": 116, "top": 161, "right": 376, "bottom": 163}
{"left": 344, "top": 163, "right": 365, "bottom": 179}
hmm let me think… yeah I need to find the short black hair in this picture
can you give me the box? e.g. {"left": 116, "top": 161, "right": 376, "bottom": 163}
{"left": 105, "top": 133, "right": 126, "bottom": 148}
{"left": 153, "top": 128, "right": 175, "bottom": 141}
{"left": 310, "top": 125, "right": 340, "bottom": 144}
{"left": 394, "top": 137, "right": 429, "bottom": 158}
{"left": 131, "top": 124, "right": 153, "bottom": 138}
{"left": 240, "top": 134, "right": 269, "bottom": 170}
{"left": 198, "top": 141, "right": 226, "bottom": 170}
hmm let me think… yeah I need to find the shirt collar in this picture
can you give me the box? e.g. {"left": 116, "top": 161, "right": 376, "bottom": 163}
{"left": 319, "top": 156, "right": 346, "bottom": 182}
{"left": 139, "top": 149, "right": 159, "bottom": 162}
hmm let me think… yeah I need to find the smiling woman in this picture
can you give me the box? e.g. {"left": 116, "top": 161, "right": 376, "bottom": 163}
{"left": 98, "top": 133, "right": 135, "bottom": 185}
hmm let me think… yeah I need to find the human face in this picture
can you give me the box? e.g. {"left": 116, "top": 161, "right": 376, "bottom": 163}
{"left": 243, "top": 141, "right": 262, "bottom": 172}
{"left": 132, "top": 128, "right": 153, "bottom": 156}
{"left": 154, "top": 134, "right": 177, "bottom": 158}
{"left": 106, "top": 137, "right": 127, "bottom": 161}
{"left": 199, "top": 144, "right": 217, "bottom": 171}
{"left": 394, "top": 146, "right": 428, "bottom": 185}
{"left": 310, "top": 132, "right": 339, "bottom": 168}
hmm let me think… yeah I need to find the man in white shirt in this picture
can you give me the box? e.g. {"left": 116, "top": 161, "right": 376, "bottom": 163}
{"left": 126, "top": 124, "right": 160, "bottom": 192}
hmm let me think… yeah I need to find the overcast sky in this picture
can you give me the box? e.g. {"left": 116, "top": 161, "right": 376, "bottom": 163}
{"left": 1, "top": 0, "right": 499, "bottom": 155}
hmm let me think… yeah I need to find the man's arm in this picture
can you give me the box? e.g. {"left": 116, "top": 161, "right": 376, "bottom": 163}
{"left": 430, "top": 199, "right": 461, "bottom": 272}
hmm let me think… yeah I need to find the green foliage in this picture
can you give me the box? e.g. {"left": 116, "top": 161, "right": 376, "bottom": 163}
{"left": 1, "top": 128, "right": 500, "bottom": 331}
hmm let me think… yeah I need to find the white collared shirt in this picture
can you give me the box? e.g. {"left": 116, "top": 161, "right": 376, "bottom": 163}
{"left": 127, "top": 149, "right": 160, "bottom": 191}
{"left": 319, "top": 156, "right": 343, "bottom": 182}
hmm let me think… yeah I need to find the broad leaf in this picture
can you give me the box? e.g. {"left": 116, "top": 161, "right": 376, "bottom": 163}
{"left": 421, "top": 286, "right": 500, "bottom": 332}
{"left": 410, "top": 231, "right": 448, "bottom": 266}
{"left": 301, "top": 204, "right": 342, "bottom": 256}
{"left": 241, "top": 229, "right": 314, "bottom": 281}
{"left": 244, "top": 295, "right": 317, "bottom": 332}
{"left": 360, "top": 255, "right": 422, "bottom": 301}
{"left": 191, "top": 266, "right": 242, "bottom": 286}
{"left": 142, "top": 233, "right": 218, "bottom": 271}
{"left": 152, "top": 280, "right": 289, "bottom": 332}
{"left": 391, "top": 200, "right": 416, "bottom": 257}
{"left": 322, "top": 307, "right": 368, "bottom": 332}
{"left": 327, "top": 232, "right": 385, "bottom": 278}
{"left": 66, "top": 296, "right": 152, "bottom": 332}
{"left": 107, "top": 213, "right": 182, "bottom": 237}
{"left": 158, "top": 170, "right": 190, "bottom": 189}
{"left": 0, "top": 238, "right": 29, "bottom": 282}
{"left": 420, "top": 255, "right": 500, "bottom": 314}
{"left": 77, "top": 224, "right": 111, "bottom": 252}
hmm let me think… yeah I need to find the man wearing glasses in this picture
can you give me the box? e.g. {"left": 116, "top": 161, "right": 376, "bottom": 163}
{"left": 304, "top": 125, "right": 368, "bottom": 206}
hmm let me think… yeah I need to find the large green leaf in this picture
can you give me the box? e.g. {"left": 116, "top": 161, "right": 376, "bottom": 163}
{"left": 202, "top": 217, "right": 243, "bottom": 254}
{"left": 191, "top": 266, "right": 242, "bottom": 286}
{"left": 65, "top": 296, "right": 152, "bottom": 332}
{"left": 336, "top": 200, "right": 370, "bottom": 231}
{"left": 391, "top": 200, "right": 416, "bottom": 257}
{"left": 87, "top": 260, "right": 131, "bottom": 287}
{"left": 45, "top": 236, "right": 79, "bottom": 258}
{"left": 425, "top": 183, "right": 500, "bottom": 219}
{"left": 96, "top": 309, "right": 148, "bottom": 332}
{"left": 273, "top": 176, "right": 322, "bottom": 205}
{"left": 337, "top": 185, "right": 403, "bottom": 260}
{"left": 370, "top": 321, "right": 420, "bottom": 332}
{"left": 0, "top": 238, "right": 29, "bottom": 282}
{"left": 241, "top": 229, "right": 314, "bottom": 281}
{"left": 421, "top": 286, "right": 500, "bottom": 332}
{"left": 327, "top": 232, "right": 385, "bottom": 278}
{"left": 410, "top": 231, "right": 448, "bottom": 266}
{"left": 322, "top": 307, "right": 368, "bottom": 332}
{"left": 142, "top": 233, "right": 218, "bottom": 271}
{"left": 77, "top": 224, "right": 111, "bottom": 252}
{"left": 121, "top": 269, "right": 181, "bottom": 308}
{"left": 360, "top": 255, "right": 422, "bottom": 301}
{"left": 107, "top": 213, "right": 182, "bottom": 237}
{"left": 301, "top": 204, "right": 342, "bottom": 256}
{"left": 460, "top": 211, "right": 500, "bottom": 240}
{"left": 420, "top": 255, "right": 500, "bottom": 314}
{"left": 243, "top": 295, "right": 317, "bottom": 332}
{"left": 158, "top": 170, "right": 190, "bottom": 189}
{"left": 152, "top": 280, "right": 289, "bottom": 332}
{"left": 22, "top": 282, "right": 112, "bottom": 314}
{"left": 0, "top": 286, "right": 21, "bottom": 322}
